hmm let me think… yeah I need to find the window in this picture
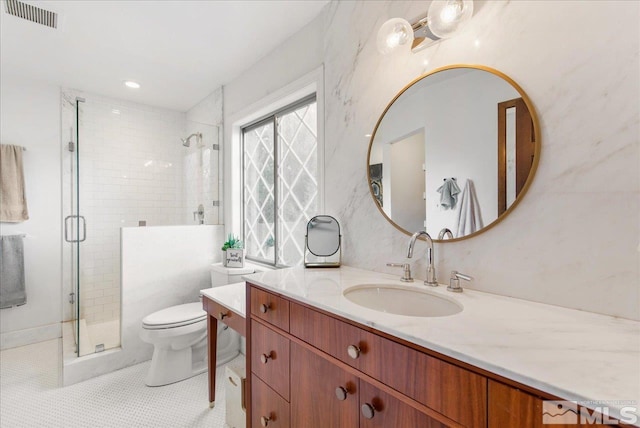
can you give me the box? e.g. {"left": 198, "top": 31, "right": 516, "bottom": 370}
{"left": 242, "top": 95, "right": 318, "bottom": 267}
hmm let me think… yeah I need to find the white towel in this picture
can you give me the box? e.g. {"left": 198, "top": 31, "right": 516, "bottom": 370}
{"left": 0, "top": 144, "right": 29, "bottom": 222}
{"left": 455, "top": 180, "right": 483, "bottom": 237}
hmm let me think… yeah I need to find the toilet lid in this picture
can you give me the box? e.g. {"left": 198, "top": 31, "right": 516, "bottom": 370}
{"left": 142, "top": 303, "right": 207, "bottom": 329}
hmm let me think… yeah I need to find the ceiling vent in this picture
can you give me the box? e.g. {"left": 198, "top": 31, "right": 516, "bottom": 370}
{"left": 4, "top": 0, "right": 57, "bottom": 29}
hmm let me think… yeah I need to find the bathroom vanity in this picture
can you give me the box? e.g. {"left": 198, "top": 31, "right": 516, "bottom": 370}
{"left": 244, "top": 267, "right": 639, "bottom": 427}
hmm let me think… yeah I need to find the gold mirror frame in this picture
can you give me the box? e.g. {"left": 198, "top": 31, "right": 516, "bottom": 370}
{"left": 367, "top": 64, "right": 541, "bottom": 243}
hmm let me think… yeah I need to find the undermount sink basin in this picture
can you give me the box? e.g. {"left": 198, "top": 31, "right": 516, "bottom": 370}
{"left": 343, "top": 284, "right": 463, "bottom": 317}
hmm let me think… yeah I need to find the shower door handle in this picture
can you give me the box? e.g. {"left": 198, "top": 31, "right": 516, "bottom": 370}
{"left": 78, "top": 216, "right": 87, "bottom": 242}
{"left": 64, "top": 215, "right": 87, "bottom": 242}
{"left": 64, "top": 215, "right": 75, "bottom": 242}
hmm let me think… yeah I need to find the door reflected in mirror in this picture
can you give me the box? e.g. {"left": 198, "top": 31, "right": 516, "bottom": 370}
{"left": 368, "top": 65, "right": 540, "bottom": 241}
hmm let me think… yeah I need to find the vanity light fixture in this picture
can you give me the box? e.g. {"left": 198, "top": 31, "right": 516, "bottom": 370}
{"left": 377, "top": 0, "right": 474, "bottom": 55}
{"left": 123, "top": 80, "right": 141, "bottom": 89}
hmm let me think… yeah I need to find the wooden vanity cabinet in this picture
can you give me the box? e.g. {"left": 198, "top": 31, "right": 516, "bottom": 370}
{"left": 290, "top": 300, "right": 486, "bottom": 427}
{"left": 359, "top": 381, "right": 449, "bottom": 428}
{"left": 488, "top": 381, "right": 619, "bottom": 428}
{"left": 247, "top": 283, "right": 618, "bottom": 428}
{"left": 290, "top": 342, "right": 448, "bottom": 428}
{"left": 248, "top": 284, "right": 475, "bottom": 427}
{"left": 291, "top": 343, "right": 360, "bottom": 427}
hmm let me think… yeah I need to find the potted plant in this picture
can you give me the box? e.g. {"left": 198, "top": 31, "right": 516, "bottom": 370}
{"left": 222, "top": 234, "right": 244, "bottom": 268}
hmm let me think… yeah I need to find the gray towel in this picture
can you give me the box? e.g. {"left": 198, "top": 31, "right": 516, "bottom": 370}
{"left": 436, "top": 178, "right": 461, "bottom": 210}
{"left": 0, "top": 144, "right": 29, "bottom": 222}
{"left": 0, "top": 235, "right": 26, "bottom": 308}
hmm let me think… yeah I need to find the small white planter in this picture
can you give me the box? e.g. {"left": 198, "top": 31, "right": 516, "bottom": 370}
{"left": 224, "top": 249, "right": 244, "bottom": 268}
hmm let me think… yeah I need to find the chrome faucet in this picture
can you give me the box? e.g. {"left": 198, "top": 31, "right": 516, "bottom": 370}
{"left": 438, "top": 228, "right": 454, "bottom": 240}
{"left": 407, "top": 231, "right": 438, "bottom": 287}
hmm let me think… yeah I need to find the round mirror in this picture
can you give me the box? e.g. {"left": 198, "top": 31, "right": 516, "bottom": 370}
{"left": 367, "top": 65, "right": 540, "bottom": 242}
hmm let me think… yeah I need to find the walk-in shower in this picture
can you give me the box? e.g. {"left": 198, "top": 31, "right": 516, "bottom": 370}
{"left": 60, "top": 89, "right": 223, "bottom": 384}
{"left": 61, "top": 91, "right": 190, "bottom": 358}
{"left": 181, "top": 132, "right": 202, "bottom": 147}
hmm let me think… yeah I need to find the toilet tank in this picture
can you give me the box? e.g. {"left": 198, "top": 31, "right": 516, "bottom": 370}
{"left": 210, "top": 263, "right": 256, "bottom": 287}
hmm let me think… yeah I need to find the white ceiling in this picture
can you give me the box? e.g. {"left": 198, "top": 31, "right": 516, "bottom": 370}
{"left": 1, "top": 0, "right": 328, "bottom": 111}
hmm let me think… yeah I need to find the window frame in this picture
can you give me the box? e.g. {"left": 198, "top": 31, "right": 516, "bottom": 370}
{"left": 225, "top": 66, "right": 325, "bottom": 271}
{"left": 241, "top": 94, "right": 318, "bottom": 267}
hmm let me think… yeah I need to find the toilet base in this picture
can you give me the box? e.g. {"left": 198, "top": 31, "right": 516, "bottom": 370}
{"left": 145, "top": 343, "right": 207, "bottom": 387}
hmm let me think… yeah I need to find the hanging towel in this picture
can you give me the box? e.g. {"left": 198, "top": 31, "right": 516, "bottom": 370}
{"left": 436, "top": 178, "right": 461, "bottom": 210}
{"left": 0, "top": 144, "right": 29, "bottom": 222}
{"left": 455, "top": 179, "right": 484, "bottom": 237}
{"left": 0, "top": 235, "right": 26, "bottom": 309}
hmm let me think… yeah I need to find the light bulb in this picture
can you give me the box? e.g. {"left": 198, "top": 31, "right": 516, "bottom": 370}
{"left": 377, "top": 18, "right": 413, "bottom": 55}
{"left": 427, "top": 0, "right": 474, "bottom": 39}
{"left": 439, "top": 3, "right": 460, "bottom": 24}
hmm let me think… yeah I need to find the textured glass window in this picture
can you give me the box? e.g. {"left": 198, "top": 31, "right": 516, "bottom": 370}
{"left": 242, "top": 96, "right": 317, "bottom": 266}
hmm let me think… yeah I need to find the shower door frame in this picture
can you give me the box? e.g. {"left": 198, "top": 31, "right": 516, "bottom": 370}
{"left": 62, "top": 95, "right": 86, "bottom": 355}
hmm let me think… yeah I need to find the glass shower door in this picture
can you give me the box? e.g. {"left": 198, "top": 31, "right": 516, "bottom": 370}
{"left": 63, "top": 95, "right": 121, "bottom": 357}
{"left": 63, "top": 96, "right": 86, "bottom": 355}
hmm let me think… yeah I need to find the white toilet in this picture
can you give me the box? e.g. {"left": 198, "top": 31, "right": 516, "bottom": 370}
{"left": 140, "top": 263, "right": 255, "bottom": 387}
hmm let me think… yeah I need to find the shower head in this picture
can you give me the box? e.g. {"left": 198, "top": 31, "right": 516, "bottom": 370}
{"left": 181, "top": 132, "right": 202, "bottom": 147}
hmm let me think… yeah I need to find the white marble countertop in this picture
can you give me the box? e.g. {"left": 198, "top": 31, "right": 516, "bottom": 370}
{"left": 200, "top": 282, "right": 246, "bottom": 317}
{"left": 242, "top": 266, "right": 640, "bottom": 423}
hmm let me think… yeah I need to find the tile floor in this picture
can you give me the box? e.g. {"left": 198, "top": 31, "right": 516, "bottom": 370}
{"left": 0, "top": 339, "right": 241, "bottom": 427}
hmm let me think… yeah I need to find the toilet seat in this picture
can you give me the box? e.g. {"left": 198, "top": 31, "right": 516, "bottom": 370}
{"left": 142, "top": 303, "right": 207, "bottom": 330}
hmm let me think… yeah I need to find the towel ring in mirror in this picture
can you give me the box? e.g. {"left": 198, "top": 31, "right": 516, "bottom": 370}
{"left": 304, "top": 215, "right": 341, "bottom": 268}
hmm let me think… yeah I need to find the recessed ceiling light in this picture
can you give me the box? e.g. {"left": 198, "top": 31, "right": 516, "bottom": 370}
{"left": 123, "top": 80, "right": 140, "bottom": 89}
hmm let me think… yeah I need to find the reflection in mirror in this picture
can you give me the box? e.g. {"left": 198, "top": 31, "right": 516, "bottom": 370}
{"left": 304, "top": 215, "right": 341, "bottom": 267}
{"left": 368, "top": 66, "right": 539, "bottom": 241}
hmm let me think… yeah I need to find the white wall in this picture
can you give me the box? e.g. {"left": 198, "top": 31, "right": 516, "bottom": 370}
{"left": 0, "top": 75, "right": 62, "bottom": 348}
{"left": 387, "top": 132, "right": 425, "bottom": 232}
{"left": 223, "top": 1, "right": 639, "bottom": 320}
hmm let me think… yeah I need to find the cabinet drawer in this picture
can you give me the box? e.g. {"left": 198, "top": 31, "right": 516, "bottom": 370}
{"left": 290, "top": 301, "right": 365, "bottom": 368}
{"left": 251, "top": 320, "right": 290, "bottom": 401}
{"left": 290, "top": 343, "right": 359, "bottom": 428}
{"left": 290, "top": 303, "right": 486, "bottom": 427}
{"left": 250, "top": 286, "right": 290, "bottom": 332}
{"left": 204, "top": 297, "right": 245, "bottom": 336}
{"left": 252, "top": 375, "right": 290, "bottom": 428}
{"left": 360, "top": 381, "right": 449, "bottom": 428}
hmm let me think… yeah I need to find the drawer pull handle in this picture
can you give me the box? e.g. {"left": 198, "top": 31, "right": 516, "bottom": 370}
{"left": 347, "top": 344, "right": 360, "bottom": 359}
{"left": 219, "top": 311, "right": 229, "bottom": 320}
{"left": 260, "top": 416, "right": 271, "bottom": 427}
{"left": 361, "top": 403, "right": 375, "bottom": 419}
{"left": 259, "top": 303, "right": 271, "bottom": 313}
{"left": 335, "top": 386, "right": 348, "bottom": 401}
{"left": 260, "top": 352, "right": 273, "bottom": 364}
